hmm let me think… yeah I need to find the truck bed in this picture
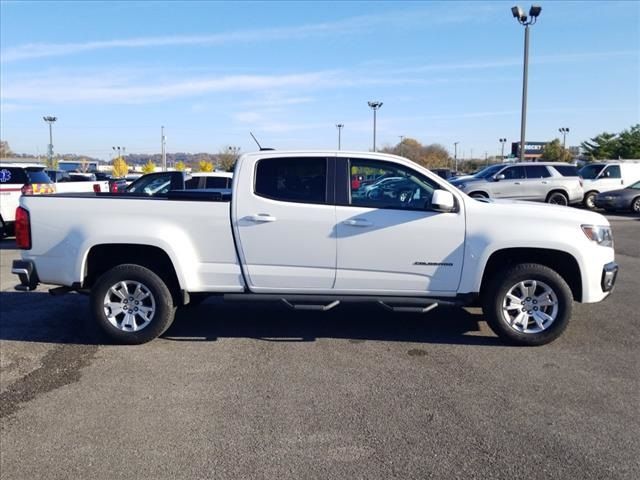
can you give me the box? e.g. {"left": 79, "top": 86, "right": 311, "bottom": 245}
{"left": 20, "top": 191, "right": 243, "bottom": 292}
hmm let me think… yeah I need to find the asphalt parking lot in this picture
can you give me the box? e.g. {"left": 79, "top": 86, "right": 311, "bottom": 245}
{"left": 1, "top": 213, "right": 638, "bottom": 479}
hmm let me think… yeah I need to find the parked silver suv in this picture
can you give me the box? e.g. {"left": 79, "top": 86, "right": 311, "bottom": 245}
{"left": 449, "top": 162, "right": 583, "bottom": 205}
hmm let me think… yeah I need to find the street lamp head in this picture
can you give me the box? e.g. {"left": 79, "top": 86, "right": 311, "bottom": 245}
{"left": 511, "top": 5, "right": 525, "bottom": 19}
{"left": 529, "top": 5, "right": 542, "bottom": 18}
{"left": 368, "top": 101, "right": 383, "bottom": 109}
{"left": 336, "top": 124, "right": 344, "bottom": 129}
{"left": 43, "top": 116, "right": 57, "bottom": 123}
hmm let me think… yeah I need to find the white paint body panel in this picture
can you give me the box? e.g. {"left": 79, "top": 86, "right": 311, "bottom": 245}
{"left": 20, "top": 196, "right": 243, "bottom": 292}
{"left": 19, "top": 151, "right": 615, "bottom": 304}
{"left": 53, "top": 181, "right": 109, "bottom": 194}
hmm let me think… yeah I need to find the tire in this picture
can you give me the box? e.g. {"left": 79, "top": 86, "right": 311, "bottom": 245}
{"left": 583, "top": 191, "right": 598, "bottom": 209}
{"left": 546, "top": 191, "right": 568, "bottom": 206}
{"left": 90, "top": 264, "right": 176, "bottom": 344}
{"left": 470, "top": 192, "right": 488, "bottom": 199}
{"left": 632, "top": 196, "right": 640, "bottom": 214}
{"left": 483, "top": 263, "right": 573, "bottom": 346}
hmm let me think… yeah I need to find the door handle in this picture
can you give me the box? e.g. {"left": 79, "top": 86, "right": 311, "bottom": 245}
{"left": 343, "top": 219, "right": 373, "bottom": 227}
{"left": 247, "top": 214, "right": 277, "bottom": 223}
{"left": 541, "top": 181, "right": 548, "bottom": 184}
{"left": 514, "top": 182, "right": 521, "bottom": 185}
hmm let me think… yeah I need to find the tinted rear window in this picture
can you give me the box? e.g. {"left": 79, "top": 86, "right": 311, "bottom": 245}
{"left": 185, "top": 178, "right": 201, "bottom": 189}
{"left": 525, "top": 165, "right": 551, "bottom": 178}
{"left": 553, "top": 165, "right": 580, "bottom": 177}
{"left": 0, "top": 167, "right": 51, "bottom": 185}
{"left": 255, "top": 157, "right": 327, "bottom": 204}
{"left": 0, "top": 167, "right": 28, "bottom": 184}
{"left": 26, "top": 168, "right": 53, "bottom": 184}
{"left": 205, "top": 177, "right": 229, "bottom": 189}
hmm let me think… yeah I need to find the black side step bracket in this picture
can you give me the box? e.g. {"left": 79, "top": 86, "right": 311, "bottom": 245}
{"left": 378, "top": 301, "right": 439, "bottom": 314}
{"left": 281, "top": 299, "right": 340, "bottom": 311}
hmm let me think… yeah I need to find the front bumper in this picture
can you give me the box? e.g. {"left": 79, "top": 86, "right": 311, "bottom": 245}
{"left": 601, "top": 262, "right": 618, "bottom": 293}
{"left": 12, "top": 259, "right": 39, "bottom": 291}
{"left": 594, "top": 197, "right": 626, "bottom": 210}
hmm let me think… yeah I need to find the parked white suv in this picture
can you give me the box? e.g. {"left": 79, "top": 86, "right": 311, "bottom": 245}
{"left": 579, "top": 161, "right": 640, "bottom": 209}
{"left": 449, "top": 162, "right": 583, "bottom": 205}
{"left": 0, "top": 163, "right": 55, "bottom": 237}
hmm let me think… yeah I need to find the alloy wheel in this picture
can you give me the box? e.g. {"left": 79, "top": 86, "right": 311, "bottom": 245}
{"left": 501, "top": 280, "right": 559, "bottom": 334}
{"left": 103, "top": 280, "right": 156, "bottom": 332}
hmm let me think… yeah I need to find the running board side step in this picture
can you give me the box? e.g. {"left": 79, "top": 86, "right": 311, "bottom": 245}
{"left": 223, "top": 293, "right": 463, "bottom": 313}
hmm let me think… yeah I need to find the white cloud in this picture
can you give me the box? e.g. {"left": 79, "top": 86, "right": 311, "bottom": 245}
{"left": 1, "top": 71, "right": 340, "bottom": 104}
{"left": 0, "top": 5, "right": 498, "bottom": 62}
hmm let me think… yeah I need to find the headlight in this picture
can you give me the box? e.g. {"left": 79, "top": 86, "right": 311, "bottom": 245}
{"left": 455, "top": 183, "right": 466, "bottom": 190}
{"left": 581, "top": 225, "right": 613, "bottom": 247}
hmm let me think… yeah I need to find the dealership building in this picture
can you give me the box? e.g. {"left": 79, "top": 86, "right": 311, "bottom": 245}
{"left": 510, "top": 142, "right": 580, "bottom": 161}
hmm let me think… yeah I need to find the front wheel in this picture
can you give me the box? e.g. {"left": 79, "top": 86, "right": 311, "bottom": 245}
{"left": 631, "top": 196, "right": 640, "bottom": 214}
{"left": 583, "top": 191, "right": 598, "bottom": 209}
{"left": 90, "top": 264, "right": 176, "bottom": 344}
{"left": 483, "top": 263, "right": 573, "bottom": 346}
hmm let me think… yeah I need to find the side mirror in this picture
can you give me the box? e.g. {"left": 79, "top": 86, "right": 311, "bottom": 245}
{"left": 494, "top": 174, "right": 505, "bottom": 181}
{"left": 431, "top": 189, "right": 455, "bottom": 212}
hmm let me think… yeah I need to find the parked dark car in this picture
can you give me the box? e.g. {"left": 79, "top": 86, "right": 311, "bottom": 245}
{"left": 594, "top": 180, "right": 640, "bottom": 213}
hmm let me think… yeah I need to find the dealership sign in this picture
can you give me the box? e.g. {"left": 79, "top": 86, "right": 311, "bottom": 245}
{"left": 511, "top": 141, "right": 547, "bottom": 156}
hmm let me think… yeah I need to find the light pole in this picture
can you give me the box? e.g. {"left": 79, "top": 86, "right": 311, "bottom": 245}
{"left": 43, "top": 116, "right": 57, "bottom": 166}
{"left": 112, "top": 146, "right": 121, "bottom": 160}
{"left": 499, "top": 138, "right": 507, "bottom": 161}
{"left": 367, "top": 101, "right": 383, "bottom": 152}
{"left": 336, "top": 124, "right": 344, "bottom": 150}
{"left": 453, "top": 141, "right": 459, "bottom": 172}
{"left": 161, "top": 126, "right": 167, "bottom": 171}
{"left": 558, "top": 127, "right": 569, "bottom": 149}
{"left": 398, "top": 135, "right": 405, "bottom": 157}
{"left": 512, "top": 5, "right": 542, "bottom": 162}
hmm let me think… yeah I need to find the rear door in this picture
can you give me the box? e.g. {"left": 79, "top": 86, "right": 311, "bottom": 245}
{"left": 234, "top": 155, "right": 337, "bottom": 291}
{"left": 524, "top": 165, "right": 552, "bottom": 200}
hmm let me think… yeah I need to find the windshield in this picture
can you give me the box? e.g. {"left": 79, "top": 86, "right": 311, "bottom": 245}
{"left": 474, "top": 165, "right": 504, "bottom": 179}
{"left": 579, "top": 164, "right": 605, "bottom": 179}
{"left": 630, "top": 180, "right": 640, "bottom": 190}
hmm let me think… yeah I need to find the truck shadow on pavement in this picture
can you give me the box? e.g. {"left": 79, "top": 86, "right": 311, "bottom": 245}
{"left": 163, "top": 299, "right": 503, "bottom": 346}
{"left": 0, "top": 292, "right": 502, "bottom": 346}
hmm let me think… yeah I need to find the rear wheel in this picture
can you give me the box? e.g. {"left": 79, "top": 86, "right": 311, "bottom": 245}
{"left": 90, "top": 264, "right": 176, "bottom": 344}
{"left": 546, "top": 191, "right": 568, "bottom": 206}
{"left": 483, "top": 263, "right": 573, "bottom": 346}
{"left": 583, "top": 191, "right": 598, "bottom": 209}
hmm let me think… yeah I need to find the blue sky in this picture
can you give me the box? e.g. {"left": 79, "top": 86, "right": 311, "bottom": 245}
{"left": 1, "top": 0, "right": 638, "bottom": 160}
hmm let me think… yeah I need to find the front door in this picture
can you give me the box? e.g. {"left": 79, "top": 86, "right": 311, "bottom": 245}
{"left": 334, "top": 158, "right": 465, "bottom": 294}
{"left": 234, "top": 155, "right": 337, "bottom": 292}
{"left": 492, "top": 165, "right": 526, "bottom": 199}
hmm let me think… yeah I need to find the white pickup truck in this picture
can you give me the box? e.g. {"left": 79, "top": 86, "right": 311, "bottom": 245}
{"left": 12, "top": 151, "right": 618, "bottom": 346}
